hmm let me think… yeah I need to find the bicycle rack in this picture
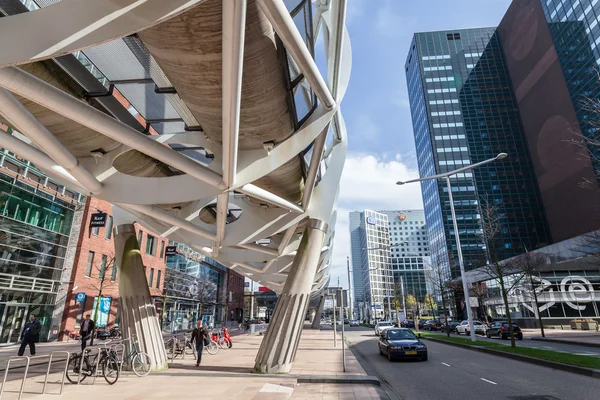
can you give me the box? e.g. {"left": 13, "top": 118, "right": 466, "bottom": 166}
{"left": 42, "top": 351, "right": 70, "bottom": 395}
{"left": 0, "top": 356, "right": 30, "bottom": 400}
{"left": 77, "top": 348, "right": 101, "bottom": 386}
{"left": 110, "top": 343, "right": 126, "bottom": 373}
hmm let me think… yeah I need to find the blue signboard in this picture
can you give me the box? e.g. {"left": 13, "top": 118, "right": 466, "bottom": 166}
{"left": 366, "top": 216, "right": 376, "bottom": 225}
{"left": 92, "top": 297, "right": 112, "bottom": 327}
{"left": 75, "top": 292, "right": 86, "bottom": 303}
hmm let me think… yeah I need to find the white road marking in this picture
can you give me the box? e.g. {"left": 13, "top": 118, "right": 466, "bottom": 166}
{"left": 480, "top": 378, "right": 497, "bottom": 385}
{"left": 441, "top": 362, "right": 451, "bottom": 367}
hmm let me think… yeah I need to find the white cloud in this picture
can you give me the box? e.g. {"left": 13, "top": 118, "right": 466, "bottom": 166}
{"left": 328, "top": 152, "right": 424, "bottom": 288}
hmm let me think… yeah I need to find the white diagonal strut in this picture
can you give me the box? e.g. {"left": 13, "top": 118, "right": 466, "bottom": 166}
{"left": 221, "top": 0, "right": 246, "bottom": 188}
{"left": 0, "top": 88, "right": 103, "bottom": 194}
{"left": 0, "top": 67, "right": 225, "bottom": 190}
{"left": 258, "top": 0, "right": 335, "bottom": 109}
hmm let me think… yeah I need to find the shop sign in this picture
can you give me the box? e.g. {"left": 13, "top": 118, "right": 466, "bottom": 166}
{"left": 165, "top": 246, "right": 178, "bottom": 256}
{"left": 90, "top": 212, "right": 107, "bottom": 227}
{"left": 75, "top": 292, "right": 86, "bottom": 303}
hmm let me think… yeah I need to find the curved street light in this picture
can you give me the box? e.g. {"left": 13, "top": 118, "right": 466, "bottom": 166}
{"left": 396, "top": 153, "right": 508, "bottom": 342}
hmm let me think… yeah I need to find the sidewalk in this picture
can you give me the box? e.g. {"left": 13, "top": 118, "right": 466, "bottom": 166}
{"left": 522, "top": 328, "right": 600, "bottom": 347}
{"left": 1, "top": 325, "right": 390, "bottom": 400}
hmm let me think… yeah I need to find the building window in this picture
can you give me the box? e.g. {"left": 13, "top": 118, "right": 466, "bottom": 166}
{"left": 85, "top": 251, "right": 95, "bottom": 277}
{"left": 137, "top": 230, "right": 143, "bottom": 246}
{"left": 111, "top": 262, "right": 118, "bottom": 282}
{"left": 99, "top": 254, "right": 107, "bottom": 280}
{"left": 92, "top": 225, "right": 99, "bottom": 236}
{"left": 159, "top": 241, "right": 165, "bottom": 259}
{"left": 156, "top": 270, "right": 161, "bottom": 289}
{"left": 105, "top": 216, "right": 113, "bottom": 240}
{"left": 149, "top": 268, "right": 154, "bottom": 287}
{"left": 146, "top": 234, "right": 157, "bottom": 256}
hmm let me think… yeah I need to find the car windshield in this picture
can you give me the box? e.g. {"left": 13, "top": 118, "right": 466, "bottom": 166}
{"left": 379, "top": 322, "right": 392, "bottom": 326}
{"left": 387, "top": 330, "right": 416, "bottom": 340}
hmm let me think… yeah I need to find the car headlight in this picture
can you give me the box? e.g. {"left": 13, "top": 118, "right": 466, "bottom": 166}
{"left": 389, "top": 346, "right": 398, "bottom": 350}
{"left": 417, "top": 345, "right": 426, "bottom": 349}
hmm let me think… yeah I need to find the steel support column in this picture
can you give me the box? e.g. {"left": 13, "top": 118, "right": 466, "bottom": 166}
{"left": 311, "top": 294, "right": 325, "bottom": 330}
{"left": 114, "top": 223, "right": 168, "bottom": 371}
{"left": 254, "top": 219, "right": 327, "bottom": 374}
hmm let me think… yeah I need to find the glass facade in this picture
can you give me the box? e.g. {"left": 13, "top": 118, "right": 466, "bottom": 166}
{"left": 541, "top": 0, "right": 600, "bottom": 178}
{"left": 405, "top": 28, "right": 551, "bottom": 279}
{"left": 0, "top": 149, "right": 80, "bottom": 343}
{"left": 161, "top": 242, "right": 228, "bottom": 331}
{"left": 348, "top": 210, "right": 392, "bottom": 322}
{"left": 381, "top": 210, "right": 431, "bottom": 303}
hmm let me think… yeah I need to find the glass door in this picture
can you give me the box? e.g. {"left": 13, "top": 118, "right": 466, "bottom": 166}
{"left": 0, "top": 305, "right": 27, "bottom": 344}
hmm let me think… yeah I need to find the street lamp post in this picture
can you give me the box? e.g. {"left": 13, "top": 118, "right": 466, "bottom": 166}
{"left": 397, "top": 153, "right": 507, "bottom": 343}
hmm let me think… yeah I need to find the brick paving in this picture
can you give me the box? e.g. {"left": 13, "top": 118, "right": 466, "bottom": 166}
{"left": 0, "top": 325, "right": 391, "bottom": 400}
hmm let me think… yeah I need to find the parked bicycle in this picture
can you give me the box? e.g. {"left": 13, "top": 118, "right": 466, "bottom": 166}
{"left": 165, "top": 335, "right": 194, "bottom": 359}
{"left": 65, "top": 346, "right": 120, "bottom": 385}
{"left": 121, "top": 334, "right": 152, "bottom": 376}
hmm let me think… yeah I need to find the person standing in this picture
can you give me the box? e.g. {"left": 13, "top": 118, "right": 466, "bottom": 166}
{"left": 18, "top": 314, "right": 41, "bottom": 356}
{"left": 79, "top": 314, "right": 95, "bottom": 352}
{"left": 191, "top": 321, "right": 208, "bottom": 367}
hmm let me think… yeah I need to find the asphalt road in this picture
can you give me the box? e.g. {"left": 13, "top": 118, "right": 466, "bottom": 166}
{"left": 343, "top": 326, "right": 600, "bottom": 400}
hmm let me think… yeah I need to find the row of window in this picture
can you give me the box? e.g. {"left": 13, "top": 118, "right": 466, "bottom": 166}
{"left": 84, "top": 250, "right": 162, "bottom": 289}
{"left": 422, "top": 54, "right": 451, "bottom": 60}
{"left": 426, "top": 76, "right": 455, "bottom": 83}
{"left": 437, "top": 147, "right": 469, "bottom": 153}
{"left": 427, "top": 88, "right": 457, "bottom": 94}
{"left": 424, "top": 65, "right": 453, "bottom": 72}
{"left": 435, "top": 134, "right": 466, "bottom": 140}
{"left": 431, "top": 110, "right": 461, "bottom": 116}
{"left": 433, "top": 122, "right": 464, "bottom": 128}
{"left": 429, "top": 99, "right": 459, "bottom": 105}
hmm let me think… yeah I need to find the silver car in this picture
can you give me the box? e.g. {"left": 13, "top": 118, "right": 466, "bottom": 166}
{"left": 374, "top": 321, "right": 394, "bottom": 336}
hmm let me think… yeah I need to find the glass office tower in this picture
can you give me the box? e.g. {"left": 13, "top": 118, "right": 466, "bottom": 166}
{"left": 541, "top": 0, "right": 600, "bottom": 177}
{"left": 405, "top": 29, "right": 550, "bottom": 279}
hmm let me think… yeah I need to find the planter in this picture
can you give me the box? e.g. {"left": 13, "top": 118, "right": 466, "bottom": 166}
{"left": 581, "top": 322, "right": 598, "bottom": 331}
{"left": 571, "top": 322, "right": 582, "bottom": 330}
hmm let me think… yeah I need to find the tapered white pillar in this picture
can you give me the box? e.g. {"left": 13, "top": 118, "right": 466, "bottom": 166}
{"left": 309, "top": 308, "right": 316, "bottom": 324}
{"left": 254, "top": 219, "right": 327, "bottom": 374}
{"left": 114, "top": 224, "right": 168, "bottom": 371}
{"left": 311, "top": 294, "right": 325, "bottom": 329}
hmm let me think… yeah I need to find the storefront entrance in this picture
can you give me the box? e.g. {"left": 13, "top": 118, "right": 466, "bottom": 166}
{"left": 0, "top": 305, "right": 28, "bottom": 344}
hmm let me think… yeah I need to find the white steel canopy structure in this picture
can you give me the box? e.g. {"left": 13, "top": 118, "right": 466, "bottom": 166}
{"left": 0, "top": 0, "right": 350, "bottom": 373}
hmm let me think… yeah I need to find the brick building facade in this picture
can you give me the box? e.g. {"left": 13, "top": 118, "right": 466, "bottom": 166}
{"left": 226, "top": 269, "right": 245, "bottom": 322}
{"left": 59, "top": 197, "right": 167, "bottom": 339}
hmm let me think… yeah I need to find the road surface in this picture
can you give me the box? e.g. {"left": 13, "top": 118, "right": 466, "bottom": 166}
{"left": 343, "top": 326, "right": 600, "bottom": 400}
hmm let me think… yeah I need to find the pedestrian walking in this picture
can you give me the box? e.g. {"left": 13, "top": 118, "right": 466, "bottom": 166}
{"left": 79, "top": 314, "right": 95, "bottom": 352}
{"left": 18, "top": 314, "right": 41, "bottom": 356}
{"left": 191, "top": 321, "right": 209, "bottom": 367}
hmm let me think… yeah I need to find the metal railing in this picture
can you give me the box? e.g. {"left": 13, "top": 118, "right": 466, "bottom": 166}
{"left": 0, "top": 351, "right": 69, "bottom": 400}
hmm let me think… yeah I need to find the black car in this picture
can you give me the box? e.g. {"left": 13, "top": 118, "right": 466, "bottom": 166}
{"left": 378, "top": 328, "right": 428, "bottom": 362}
{"left": 486, "top": 321, "right": 523, "bottom": 340}
{"left": 424, "top": 320, "right": 442, "bottom": 331}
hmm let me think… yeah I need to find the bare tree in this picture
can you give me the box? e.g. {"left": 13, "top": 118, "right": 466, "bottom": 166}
{"left": 391, "top": 282, "right": 405, "bottom": 327}
{"left": 514, "top": 252, "right": 548, "bottom": 337}
{"left": 426, "top": 259, "right": 452, "bottom": 337}
{"left": 479, "top": 200, "right": 524, "bottom": 348}
{"left": 89, "top": 252, "right": 117, "bottom": 325}
{"left": 469, "top": 282, "right": 488, "bottom": 322}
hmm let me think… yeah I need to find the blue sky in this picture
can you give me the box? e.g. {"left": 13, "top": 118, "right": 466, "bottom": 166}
{"left": 328, "top": 0, "right": 513, "bottom": 289}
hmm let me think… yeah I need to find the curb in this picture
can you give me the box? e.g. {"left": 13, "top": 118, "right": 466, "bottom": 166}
{"left": 423, "top": 337, "right": 600, "bottom": 380}
{"left": 296, "top": 375, "right": 380, "bottom": 385}
{"left": 531, "top": 337, "right": 600, "bottom": 349}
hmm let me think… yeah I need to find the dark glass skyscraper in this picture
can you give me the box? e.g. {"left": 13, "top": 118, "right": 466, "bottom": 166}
{"left": 541, "top": 0, "right": 600, "bottom": 177}
{"left": 405, "top": 29, "right": 551, "bottom": 278}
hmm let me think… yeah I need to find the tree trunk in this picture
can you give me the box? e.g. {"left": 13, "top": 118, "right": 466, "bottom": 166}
{"left": 440, "top": 288, "right": 450, "bottom": 337}
{"left": 499, "top": 275, "right": 516, "bottom": 348}
{"left": 530, "top": 276, "right": 545, "bottom": 338}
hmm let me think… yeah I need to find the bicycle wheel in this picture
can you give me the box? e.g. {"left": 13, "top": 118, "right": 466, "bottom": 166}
{"left": 205, "top": 340, "right": 218, "bottom": 355}
{"left": 185, "top": 341, "right": 195, "bottom": 356}
{"left": 65, "top": 354, "right": 87, "bottom": 384}
{"left": 102, "top": 354, "right": 120, "bottom": 385}
{"left": 132, "top": 352, "right": 151, "bottom": 377}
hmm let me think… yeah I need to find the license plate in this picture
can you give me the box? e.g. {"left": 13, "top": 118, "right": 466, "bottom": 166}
{"left": 405, "top": 351, "right": 417, "bottom": 355}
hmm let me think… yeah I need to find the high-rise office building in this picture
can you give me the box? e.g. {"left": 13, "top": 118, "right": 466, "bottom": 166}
{"left": 349, "top": 210, "right": 392, "bottom": 321}
{"left": 405, "top": 28, "right": 551, "bottom": 278}
{"left": 380, "top": 210, "right": 431, "bottom": 303}
{"left": 496, "top": 0, "right": 600, "bottom": 242}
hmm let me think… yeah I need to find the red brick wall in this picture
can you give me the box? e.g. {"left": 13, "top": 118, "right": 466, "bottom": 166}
{"left": 59, "top": 197, "right": 167, "bottom": 338}
{"left": 226, "top": 269, "right": 245, "bottom": 321}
